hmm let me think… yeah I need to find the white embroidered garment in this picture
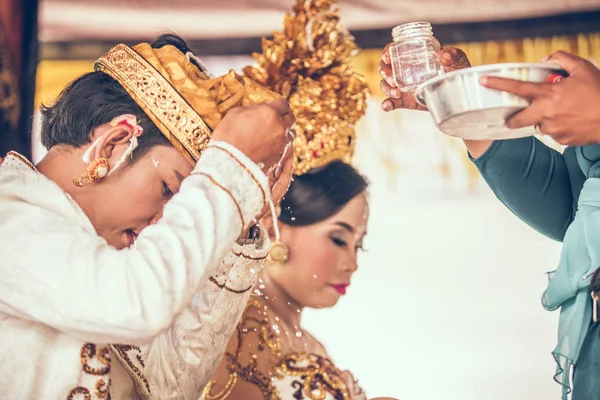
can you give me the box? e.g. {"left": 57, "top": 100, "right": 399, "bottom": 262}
{"left": 0, "top": 142, "right": 269, "bottom": 400}
{"left": 113, "top": 235, "right": 269, "bottom": 400}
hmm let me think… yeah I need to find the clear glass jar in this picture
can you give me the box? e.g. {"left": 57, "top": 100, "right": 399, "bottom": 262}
{"left": 389, "top": 22, "right": 444, "bottom": 92}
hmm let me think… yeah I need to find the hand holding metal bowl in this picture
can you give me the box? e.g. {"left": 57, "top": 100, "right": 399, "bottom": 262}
{"left": 478, "top": 51, "right": 600, "bottom": 146}
{"left": 415, "top": 63, "right": 567, "bottom": 140}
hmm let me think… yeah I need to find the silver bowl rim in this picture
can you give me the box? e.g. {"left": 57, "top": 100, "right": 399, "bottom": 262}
{"left": 414, "top": 62, "right": 564, "bottom": 106}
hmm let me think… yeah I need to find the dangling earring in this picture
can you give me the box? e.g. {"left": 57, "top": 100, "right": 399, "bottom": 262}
{"left": 73, "top": 158, "right": 110, "bottom": 187}
{"left": 268, "top": 240, "right": 289, "bottom": 264}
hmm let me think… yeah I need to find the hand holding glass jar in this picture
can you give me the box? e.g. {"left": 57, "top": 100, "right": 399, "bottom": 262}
{"left": 379, "top": 26, "right": 471, "bottom": 112}
{"left": 388, "top": 22, "right": 444, "bottom": 92}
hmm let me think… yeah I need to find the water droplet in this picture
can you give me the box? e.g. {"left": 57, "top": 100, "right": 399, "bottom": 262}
{"left": 252, "top": 354, "right": 258, "bottom": 359}
{"left": 259, "top": 284, "right": 265, "bottom": 290}
{"left": 287, "top": 302, "right": 291, "bottom": 306}
{"left": 291, "top": 217, "right": 296, "bottom": 221}
{"left": 313, "top": 274, "right": 317, "bottom": 278}
{"left": 233, "top": 372, "right": 238, "bottom": 377}
{"left": 296, "top": 309, "right": 301, "bottom": 313}
{"left": 295, "top": 331, "right": 302, "bottom": 338}
{"left": 265, "top": 296, "right": 269, "bottom": 300}
{"left": 258, "top": 278, "right": 264, "bottom": 284}
{"left": 275, "top": 316, "right": 280, "bottom": 321}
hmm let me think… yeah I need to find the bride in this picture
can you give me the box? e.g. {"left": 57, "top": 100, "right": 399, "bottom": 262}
{"left": 202, "top": 1, "right": 397, "bottom": 399}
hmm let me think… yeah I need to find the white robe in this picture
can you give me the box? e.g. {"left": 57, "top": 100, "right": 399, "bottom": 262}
{"left": 0, "top": 142, "right": 270, "bottom": 400}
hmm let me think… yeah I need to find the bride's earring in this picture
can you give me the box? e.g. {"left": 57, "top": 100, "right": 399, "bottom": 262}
{"left": 268, "top": 241, "right": 289, "bottom": 264}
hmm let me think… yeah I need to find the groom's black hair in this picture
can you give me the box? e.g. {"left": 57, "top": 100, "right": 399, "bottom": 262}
{"left": 39, "top": 33, "right": 197, "bottom": 161}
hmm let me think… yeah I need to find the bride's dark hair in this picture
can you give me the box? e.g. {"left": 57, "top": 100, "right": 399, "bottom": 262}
{"left": 278, "top": 160, "right": 368, "bottom": 226}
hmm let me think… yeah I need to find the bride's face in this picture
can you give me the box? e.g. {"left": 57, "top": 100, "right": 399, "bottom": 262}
{"left": 268, "top": 192, "right": 369, "bottom": 309}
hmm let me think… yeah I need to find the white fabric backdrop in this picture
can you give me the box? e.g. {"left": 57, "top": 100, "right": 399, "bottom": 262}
{"left": 40, "top": 0, "right": 600, "bottom": 41}
{"left": 31, "top": 56, "right": 564, "bottom": 400}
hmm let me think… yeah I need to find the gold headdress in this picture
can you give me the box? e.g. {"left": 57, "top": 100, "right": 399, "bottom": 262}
{"left": 244, "top": 0, "right": 370, "bottom": 175}
{"left": 95, "top": 42, "right": 280, "bottom": 165}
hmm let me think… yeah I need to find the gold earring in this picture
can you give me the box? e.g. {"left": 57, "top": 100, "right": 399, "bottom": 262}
{"left": 268, "top": 240, "right": 289, "bottom": 264}
{"left": 73, "top": 157, "right": 110, "bottom": 187}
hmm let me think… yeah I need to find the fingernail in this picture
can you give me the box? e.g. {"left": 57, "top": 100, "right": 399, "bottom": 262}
{"left": 390, "top": 88, "right": 400, "bottom": 97}
{"left": 441, "top": 52, "right": 452, "bottom": 62}
{"left": 479, "top": 76, "right": 488, "bottom": 85}
{"left": 381, "top": 101, "right": 392, "bottom": 112}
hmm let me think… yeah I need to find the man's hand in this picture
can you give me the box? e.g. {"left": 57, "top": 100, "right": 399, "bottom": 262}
{"left": 480, "top": 51, "right": 600, "bottom": 146}
{"left": 379, "top": 42, "right": 471, "bottom": 112}
{"left": 213, "top": 98, "right": 296, "bottom": 167}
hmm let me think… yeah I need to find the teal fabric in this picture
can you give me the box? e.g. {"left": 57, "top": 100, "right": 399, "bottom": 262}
{"left": 471, "top": 140, "right": 600, "bottom": 398}
{"left": 572, "top": 321, "right": 600, "bottom": 400}
{"left": 542, "top": 173, "right": 599, "bottom": 398}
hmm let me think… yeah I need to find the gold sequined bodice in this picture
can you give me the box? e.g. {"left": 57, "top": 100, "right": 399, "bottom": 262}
{"left": 203, "top": 299, "right": 365, "bottom": 400}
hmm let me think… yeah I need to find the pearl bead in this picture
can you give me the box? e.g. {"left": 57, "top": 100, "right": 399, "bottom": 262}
{"left": 96, "top": 166, "right": 108, "bottom": 178}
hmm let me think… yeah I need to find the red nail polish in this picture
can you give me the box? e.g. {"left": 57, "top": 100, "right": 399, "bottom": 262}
{"left": 546, "top": 74, "right": 564, "bottom": 84}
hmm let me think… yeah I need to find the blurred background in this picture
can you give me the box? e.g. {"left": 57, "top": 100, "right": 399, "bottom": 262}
{"left": 2, "top": 1, "right": 600, "bottom": 399}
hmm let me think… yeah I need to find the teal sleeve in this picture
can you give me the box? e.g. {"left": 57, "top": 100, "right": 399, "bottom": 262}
{"left": 471, "top": 137, "right": 584, "bottom": 242}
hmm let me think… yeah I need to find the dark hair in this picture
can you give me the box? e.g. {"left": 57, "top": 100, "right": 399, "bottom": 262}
{"left": 40, "top": 33, "right": 198, "bottom": 160}
{"left": 279, "top": 160, "right": 368, "bottom": 226}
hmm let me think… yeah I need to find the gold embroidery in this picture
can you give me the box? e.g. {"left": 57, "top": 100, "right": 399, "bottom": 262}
{"left": 275, "top": 354, "right": 351, "bottom": 400}
{"left": 111, "top": 345, "right": 150, "bottom": 393}
{"left": 5, "top": 151, "right": 36, "bottom": 171}
{"left": 67, "top": 343, "right": 112, "bottom": 399}
{"left": 95, "top": 378, "right": 111, "bottom": 399}
{"left": 192, "top": 171, "right": 245, "bottom": 229}
{"left": 203, "top": 374, "right": 238, "bottom": 399}
{"left": 209, "top": 276, "right": 253, "bottom": 294}
{"left": 66, "top": 387, "right": 92, "bottom": 400}
{"left": 206, "top": 299, "right": 353, "bottom": 399}
{"left": 205, "top": 299, "right": 281, "bottom": 399}
{"left": 80, "top": 343, "right": 111, "bottom": 375}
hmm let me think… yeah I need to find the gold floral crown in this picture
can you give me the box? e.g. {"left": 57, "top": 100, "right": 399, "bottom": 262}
{"left": 95, "top": 42, "right": 280, "bottom": 165}
{"left": 244, "top": 0, "right": 370, "bottom": 175}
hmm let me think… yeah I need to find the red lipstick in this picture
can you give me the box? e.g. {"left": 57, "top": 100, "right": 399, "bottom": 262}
{"left": 331, "top": 284, "right": 348, "bottom": 295}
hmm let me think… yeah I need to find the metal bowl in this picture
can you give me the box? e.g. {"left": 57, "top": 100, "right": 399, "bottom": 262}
{"left": 414, "top": 63, "right": 566, "bottom": 140}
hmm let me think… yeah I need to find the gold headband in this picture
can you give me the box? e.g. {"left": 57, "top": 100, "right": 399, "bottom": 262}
{"left": 95, "top": 44, "right": 212, "bottom": 165}
{"left": 95, "top": 42, "right": 280, "bottom": 165}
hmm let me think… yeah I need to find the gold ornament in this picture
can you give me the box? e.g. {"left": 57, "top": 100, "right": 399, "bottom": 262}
{"left": 243, "top": 0, "right": 370, "bottom": 175}
{"left": 268, "top": 241, "right": 290, "bottom": 264}
{"left": 73, "top": 157, "right": 110, "bottom": 187}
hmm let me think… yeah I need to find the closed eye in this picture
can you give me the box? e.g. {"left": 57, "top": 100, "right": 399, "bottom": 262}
{"left": 162, "top": 181, "right": 174, "bottom": 198}
{"left": 331, "top": 237, "right": 347, "bottom": 247}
